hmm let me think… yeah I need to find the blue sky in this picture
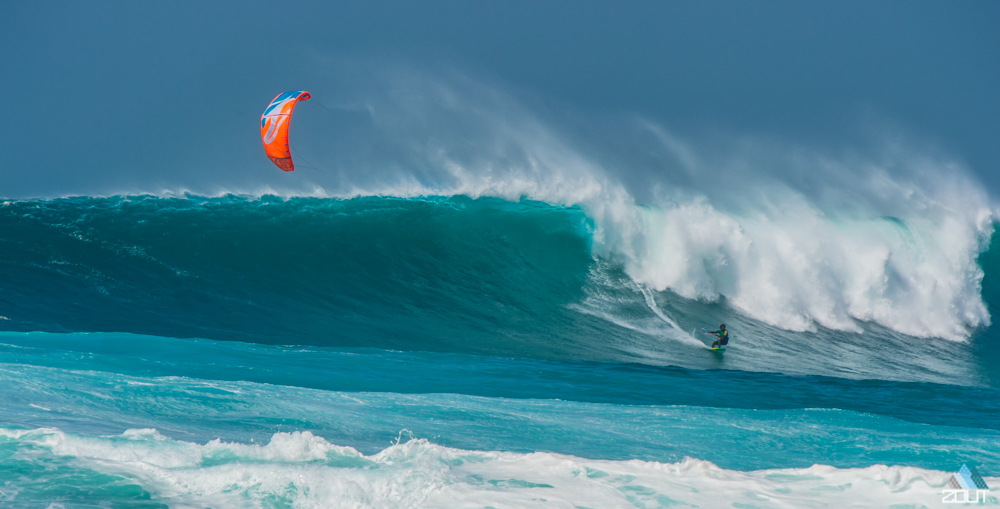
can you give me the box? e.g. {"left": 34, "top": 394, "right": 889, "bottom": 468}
{"left": 1, "top": 1, "right": 997, "bottom": 198}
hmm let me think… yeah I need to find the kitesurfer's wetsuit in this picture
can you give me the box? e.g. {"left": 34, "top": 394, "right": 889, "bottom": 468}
{"left": 708, "top": 329, "right": 729, "bottom": 348}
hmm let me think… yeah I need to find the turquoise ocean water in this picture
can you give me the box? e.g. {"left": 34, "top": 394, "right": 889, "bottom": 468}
{"left": 0, "top": 195, "right": 997, "bottom": 508}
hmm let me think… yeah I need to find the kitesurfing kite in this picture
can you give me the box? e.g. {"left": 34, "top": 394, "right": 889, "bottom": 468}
{"left": 260, "top": 91, "right": 311, "bottom": 171}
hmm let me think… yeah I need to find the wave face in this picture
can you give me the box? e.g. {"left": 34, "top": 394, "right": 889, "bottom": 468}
{"left": 1, "top": 194, "right": 999, "bottom": 507}
{"left": 0, "top": 196, "right": 595, "bottom": 354}
{"left": 0, "top": 195, "right": 996, "bottom": 384}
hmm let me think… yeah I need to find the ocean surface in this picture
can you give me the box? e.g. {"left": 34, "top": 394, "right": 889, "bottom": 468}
{"left": 1, "top": 194, "right": 998, "bottom": 508}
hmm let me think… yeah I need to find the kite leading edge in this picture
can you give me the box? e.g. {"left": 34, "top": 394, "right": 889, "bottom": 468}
{"left": 260, "top": 91, "right": 311, "bottom": 171}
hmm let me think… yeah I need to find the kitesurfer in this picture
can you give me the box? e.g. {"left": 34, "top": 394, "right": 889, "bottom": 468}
{"left": 707, "top": 324, "right": 729, "bottom": 349}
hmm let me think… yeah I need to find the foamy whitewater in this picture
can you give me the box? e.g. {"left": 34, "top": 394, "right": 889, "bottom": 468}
{"left": 1, "top": 74, "right": 999, "bottom": 507}
{"left": 4, "top": 426, "right": 996, "bottom": 509}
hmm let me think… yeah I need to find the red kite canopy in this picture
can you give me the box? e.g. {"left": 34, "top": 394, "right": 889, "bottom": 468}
{"left": 260, "top": 91, "right": 310, "bottom": 171}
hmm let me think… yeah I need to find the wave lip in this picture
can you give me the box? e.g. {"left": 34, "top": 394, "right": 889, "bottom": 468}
{"left": 618, "top": 198, "right": 994, "bottom": 341}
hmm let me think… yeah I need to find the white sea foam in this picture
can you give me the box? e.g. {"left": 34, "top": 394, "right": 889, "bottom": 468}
{"left": 0, "top": 427, "right": 992, "bottom": 508}
{"left": 610, "top": 188, "right": 993, "bottom": 341}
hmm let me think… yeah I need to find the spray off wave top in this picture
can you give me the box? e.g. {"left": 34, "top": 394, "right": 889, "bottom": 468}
{"left": 4, "top": 69, "right": 996, "bottom": 343}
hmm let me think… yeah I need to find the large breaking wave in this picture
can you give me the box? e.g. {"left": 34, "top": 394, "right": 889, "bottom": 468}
{"left": 0, "top": 194, "right": 996, "bottom": 386}
{"left": 7, "top": 69, "right": 996, "bottom": 344}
